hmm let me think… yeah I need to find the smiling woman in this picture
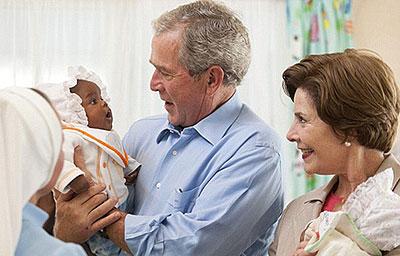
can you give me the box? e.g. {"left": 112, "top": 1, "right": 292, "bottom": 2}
{"left": 269, "top": 49, "right": 400, "bottom": 256}
{"left": 286, "top": 88, "right": 352, "bottom": 176}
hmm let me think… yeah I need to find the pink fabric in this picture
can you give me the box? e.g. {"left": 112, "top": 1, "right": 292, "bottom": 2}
{"left": 322, "top": 193, "right": 343, "bottom": 212}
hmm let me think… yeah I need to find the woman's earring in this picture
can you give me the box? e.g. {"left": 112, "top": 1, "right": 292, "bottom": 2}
{"left": 344, "top": 141, "right": 351, "bottom": 147}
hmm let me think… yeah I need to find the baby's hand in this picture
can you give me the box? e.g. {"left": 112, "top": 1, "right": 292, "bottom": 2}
{"left": 125, "top": 168, "right": 140, "bottom": 185}
{"left": 69, "top": 175, "right": 90, "bottom": 194}
{"left": 293, "top": 240, "right": 317, "bottom": 256}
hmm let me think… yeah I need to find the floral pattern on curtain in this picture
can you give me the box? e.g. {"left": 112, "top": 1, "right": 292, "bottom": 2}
{"left": 286, "top": 0, "right": 353, "bottom": 198}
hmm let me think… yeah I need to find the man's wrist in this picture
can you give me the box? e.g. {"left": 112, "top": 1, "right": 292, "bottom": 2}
{"left": 104, "top": 211, "right": 130, "bottom": 252}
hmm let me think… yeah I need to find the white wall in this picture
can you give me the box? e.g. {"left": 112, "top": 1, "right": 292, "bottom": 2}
{"left": 353, "top": 0, "right": 400, "bottom": 83}
{"left": 353, "top": 0, "right": 400, "bottom": 157}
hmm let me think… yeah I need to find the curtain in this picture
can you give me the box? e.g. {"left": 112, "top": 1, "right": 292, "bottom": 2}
{"left": 287, "top": 0, "right": 353, "bottom": 60}
{"left": 286, "top": 0, "right": 353, "bottom": 198}
{"left": 0, "top": 1, "right": 296, "bottom": 201}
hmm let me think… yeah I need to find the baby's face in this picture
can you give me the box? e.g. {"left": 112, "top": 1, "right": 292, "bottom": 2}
{"left": 71, "top": 80, "right": 113, "bottom": 130}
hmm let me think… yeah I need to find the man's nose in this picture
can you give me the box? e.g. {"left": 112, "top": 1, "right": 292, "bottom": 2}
{"left": 150, "top": 70, "right": 162, "bottom": 92}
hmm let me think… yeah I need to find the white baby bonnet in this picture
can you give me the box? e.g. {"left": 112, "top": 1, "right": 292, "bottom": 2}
{"left": 343, "top": 168, "right": 400, "bottom": 251}
{"left": 36, "top": 66, "right": 110, "bottom": 125}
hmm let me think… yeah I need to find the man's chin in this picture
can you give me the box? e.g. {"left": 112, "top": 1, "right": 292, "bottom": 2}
{"left": 168, "top": 116, "right": 177, "bottom": 125}
{"left": 167, "top": 116, "right": 182, "bottom": 128}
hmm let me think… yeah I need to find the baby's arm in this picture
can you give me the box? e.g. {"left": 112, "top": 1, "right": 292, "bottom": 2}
{"left": 68, "top": 175, "right": 90, "bottom": 193}
{"left": 123, "top": 156, "right": 141, "bottom": 185}
{"left": 56, "top": 131, "right": 91, "bottom": 193}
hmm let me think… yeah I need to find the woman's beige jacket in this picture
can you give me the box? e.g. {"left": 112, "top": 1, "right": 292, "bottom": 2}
{"left": 269, "top": 154, "right": 400, "bottom": 256}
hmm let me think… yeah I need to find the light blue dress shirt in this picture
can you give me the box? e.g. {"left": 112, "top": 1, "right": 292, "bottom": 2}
{"left": 122, "top": 93, "right": 284, "bottom": 255}
{"left": 15, "top": 203, "right": 86, "bottom": 256}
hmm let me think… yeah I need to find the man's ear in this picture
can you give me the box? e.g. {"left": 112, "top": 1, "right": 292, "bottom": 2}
{"left": 205, "top": 65, "right": 224, "bottom": 95}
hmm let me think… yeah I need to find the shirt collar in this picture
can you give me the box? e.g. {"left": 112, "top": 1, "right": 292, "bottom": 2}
{"left": 156, "top": 92, "right": 242, "bottom": 145}
{"left": 23, "top": 202, "right": 49, "bottom": 226}
{"left": 303, "top": 176, "right": 338, "bottom": 204}
{"left": 156, "top": 120, "right": 182, "bottom": 143}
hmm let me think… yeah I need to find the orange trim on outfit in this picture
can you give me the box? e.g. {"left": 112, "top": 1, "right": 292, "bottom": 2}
{"left": 63, "top": 126, "right": 129, "bottom": 166}
{"left": 96, "top": 147, "right": 104, "bottom": 184}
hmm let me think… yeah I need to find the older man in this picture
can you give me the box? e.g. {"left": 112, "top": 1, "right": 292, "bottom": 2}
{"left": 55, "top": 1, "right": 283, "bottom": 255}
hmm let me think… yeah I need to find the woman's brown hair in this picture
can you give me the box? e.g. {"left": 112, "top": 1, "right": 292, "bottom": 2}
{"left": 282, "top": 49, "right": 400, "bottom": 153}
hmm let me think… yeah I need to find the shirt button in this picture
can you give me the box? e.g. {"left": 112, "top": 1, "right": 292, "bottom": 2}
{"left": 172, "top": 150, "right": 177, "bottom": 156}
{"left": 102, "top": 162, "right": 107, "bottom": 168}
{"left": 156, "top": 182, "right": 161, "bottom": 189}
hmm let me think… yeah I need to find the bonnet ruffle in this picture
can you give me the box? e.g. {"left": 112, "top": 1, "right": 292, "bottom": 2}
{"left": 36, "top": 66, "right": 110, "bottom": 126}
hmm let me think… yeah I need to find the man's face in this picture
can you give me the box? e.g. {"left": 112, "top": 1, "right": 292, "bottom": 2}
{"left": 149, "top": 30, "right": 211, "bottom": 128}
{"left": 71, "top": 80, "right": 113, "bottom": 130}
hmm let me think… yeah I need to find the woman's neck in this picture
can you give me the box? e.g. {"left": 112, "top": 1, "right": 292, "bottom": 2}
{"left": 335, "top": 149, "right": 385, "bottom": 199}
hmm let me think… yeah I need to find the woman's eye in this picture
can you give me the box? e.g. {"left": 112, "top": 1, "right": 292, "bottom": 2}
{"left": 297, "top": 116, "right": 306, "bottom": 124}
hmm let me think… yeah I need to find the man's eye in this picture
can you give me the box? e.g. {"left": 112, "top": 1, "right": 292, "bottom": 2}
{"left": 90, "top": 98, "right": 97, "bottom": 105}
{"left": 160, "top": 71, "right": 174, "bottom": 81}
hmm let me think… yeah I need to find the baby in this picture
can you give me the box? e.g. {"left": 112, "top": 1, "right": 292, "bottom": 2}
{"left": 303, "top": 168, "right": 400, "bottom": 256}
{"left": 37, "top": 66, "right": 140, "bottom": 255}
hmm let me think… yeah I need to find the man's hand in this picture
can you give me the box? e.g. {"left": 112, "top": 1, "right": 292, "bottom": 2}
{"left": 73, "top": 145, "right": 96, "bottom": 186}
{"left": 125, "top": 169, "right": 140, "bottom": 185}
{"left": 53, "top": 146, "right": 120, "bottom": 243}
{"left": 105, "top": 209, "right": 132, "bottom": 254}
{"left": 54, "top": 184, "right": 121, "bottom": 243}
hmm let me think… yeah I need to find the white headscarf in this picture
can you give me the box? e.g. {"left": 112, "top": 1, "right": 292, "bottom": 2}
{"left": 36, "top": 66, "right": 111, "bottom": 126}
{"left": 0, "top": 87, "right": 62, "bottom": 255}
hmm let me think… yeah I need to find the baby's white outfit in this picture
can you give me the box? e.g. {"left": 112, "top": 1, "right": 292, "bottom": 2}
{"left": 57, "top": 123, "right": 140, "bottom": 207}
{"left": 37, "top": 66, "right": 140, "bottom": 255}
{"left": 304, "top": 168, "right": 400, "bottom": 256}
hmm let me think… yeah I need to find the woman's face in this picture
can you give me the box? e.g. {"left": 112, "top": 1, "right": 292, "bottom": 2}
{"left": 286, "top": 88, "right": 350, "bottom": 175}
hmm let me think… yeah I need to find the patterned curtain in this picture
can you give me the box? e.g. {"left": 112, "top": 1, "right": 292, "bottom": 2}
{"left": 286, "top": 0, "right": 353, "bottom": 198}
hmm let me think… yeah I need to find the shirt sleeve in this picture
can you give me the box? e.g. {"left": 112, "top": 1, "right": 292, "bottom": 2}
{"left": 124, "top": 145, "right": 284, "bottom": 255}
{"left": 52, "top": 244, "right": 87, "bottom": 256}
{"left": 123, "top": 156, "right": 141, "bottom": 176}
{"left": 54, "top": 132, "right": 85, "bottom": 193}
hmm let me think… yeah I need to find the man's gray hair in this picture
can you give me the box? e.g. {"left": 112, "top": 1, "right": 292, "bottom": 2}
{"left": 152, "top": 0, "right": 251, "bottom": 87}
